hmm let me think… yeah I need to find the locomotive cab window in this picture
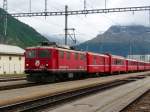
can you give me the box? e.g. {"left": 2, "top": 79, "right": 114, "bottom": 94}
{"left": 38, "top": 49, "right": 51, "bottom": 58}
{"left": 26, "top": 50, "right": 36, "bottom": 58}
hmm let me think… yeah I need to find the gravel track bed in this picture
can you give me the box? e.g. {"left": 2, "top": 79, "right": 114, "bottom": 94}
{"left": 122, "top": 90, "right": 150, "bottom": 112}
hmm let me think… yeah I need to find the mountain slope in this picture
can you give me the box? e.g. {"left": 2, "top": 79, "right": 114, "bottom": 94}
{"left": 0, "top": 8, "right": 48, "bottom": 48}
{"left": 78, "top": 25, "right": 150, "bottom": 56}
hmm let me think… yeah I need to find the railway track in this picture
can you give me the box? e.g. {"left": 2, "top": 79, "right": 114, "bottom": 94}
{"left": 0, "top": 77, "right": 26, "bottom": 82}
{"left": 0, "top": 72, "right": 148, "bottom": 91}
{"left": 0, "top": 81, "right": 36, "bottom": 91}
{"left": 0, "top": 80, "right": 133, "bottom": 112}
{"left": 0, "top": 80, "right": 55, "bottom": 91}
{"left": 0, "top": 72, "right": 149, "bottom": 112}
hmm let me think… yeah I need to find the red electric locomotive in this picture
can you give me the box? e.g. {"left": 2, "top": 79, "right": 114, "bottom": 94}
{"left": 25, "top": 42, "right": 87, "bottom": 82}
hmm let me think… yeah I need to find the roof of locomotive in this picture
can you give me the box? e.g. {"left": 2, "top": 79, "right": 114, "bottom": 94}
{"left": 26, "top": 46, "right": 86, "bottom": 54}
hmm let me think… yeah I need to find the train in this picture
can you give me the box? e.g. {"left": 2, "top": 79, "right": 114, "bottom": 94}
{"left": 24, "top": 42, "right": 150, "bottom": 82}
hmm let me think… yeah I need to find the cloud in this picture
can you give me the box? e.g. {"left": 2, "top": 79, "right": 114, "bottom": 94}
{"left": 0, "top": 0, "right": 150, "bottom": 41}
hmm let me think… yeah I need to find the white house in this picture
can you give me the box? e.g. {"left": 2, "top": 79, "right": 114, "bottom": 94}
{"left": 0, "top": 44, "right": 25, "bottom": 75}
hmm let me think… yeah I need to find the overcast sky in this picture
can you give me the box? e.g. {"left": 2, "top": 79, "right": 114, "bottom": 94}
{"left": 0, "top": 0, "right": 150, "bottom": 42}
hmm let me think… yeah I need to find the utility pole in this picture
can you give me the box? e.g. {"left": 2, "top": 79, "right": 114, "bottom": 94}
{"left": 84, "top": 0, "right": 86, "bottom": 10}
{"left": 45, "top": 0, "right": 47, "bottom": 18}
{"left": 64, "top": 6, "right": 77, "bottom": 45}
{"left": 45, "top": 0, "right": 47, "bottom": 12}
{"left": 149, "top": 9, "right": 150, "bottom": 26}
{"left": 105, "top": 0, "right": 107, "bottom": 9}
{"left": 129, "top": 40, "right": 132, "bottom": 56}
{"left": 29, "top": 0, "right": 31, "bottom": 13}
{"left": 65, "top": 5, "right": 68, "bottom": 45}
{"left": 3, "top": 0, "right": 7, "bottom": 10}
{"left": 84, "top": 0, "right": 87, "bottom": 16}
{"left": 3, "top": 0, "right": 7, "bottom": 36}
{"left": 67, "top": 28, "right": 77, "bottom": 45}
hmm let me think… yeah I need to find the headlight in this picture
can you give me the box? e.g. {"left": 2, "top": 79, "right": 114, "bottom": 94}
{"left": 26, "top": 64, "right": 29, "bottom": 67}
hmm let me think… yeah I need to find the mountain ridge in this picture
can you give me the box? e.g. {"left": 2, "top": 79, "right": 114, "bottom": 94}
{"left": 78, "top": 25, "right": 150, "bottom": 56}
{"left": 0, "top": 8, "right": 48, "bottom": 48}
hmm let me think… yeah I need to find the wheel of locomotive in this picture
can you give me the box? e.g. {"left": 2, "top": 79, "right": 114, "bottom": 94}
{"left": 26, "top": 73, "right": 40, "bottom": 83}
{"left": 26, "top": 72, "right": 57, "bottom": 83}
{"left": 42, "top": 73, "right": 58, "bottom": 83}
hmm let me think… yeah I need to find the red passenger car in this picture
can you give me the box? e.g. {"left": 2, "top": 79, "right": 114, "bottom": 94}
{"left": 25, "top": 45, "right": 87, "bottom": 82}
{"left": 137, "top": 61, "right": 145, "bottom": 71}
{"left": 126, "top": 59, "right": 138, "bottom": 72}
{"left": 144, "top": 62, "right": 150, "bottom": 71}
{"left": 106, "top": 54, "right": 126, "bottom": 74}
{"left": 86, "top": 52, "right": 109, "bottom": 75}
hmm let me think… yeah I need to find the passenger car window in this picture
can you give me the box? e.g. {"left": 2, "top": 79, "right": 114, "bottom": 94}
{"left": 114, "top": 59, "right": 123, "bottom": 65}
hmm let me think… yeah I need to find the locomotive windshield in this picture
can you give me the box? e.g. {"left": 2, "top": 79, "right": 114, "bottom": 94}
{"left": 38, "top": 49, "right": 51, "bottom": 58}
{"left": 26, "top": 50, "right": 36, "bottom": 58}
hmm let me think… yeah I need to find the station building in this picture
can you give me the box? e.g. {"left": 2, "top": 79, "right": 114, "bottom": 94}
{"left": 0, "top": 44, "right": 25, "bottom": 75}
{"left": 127, "top": 55, "right": 150, "bottom": 62}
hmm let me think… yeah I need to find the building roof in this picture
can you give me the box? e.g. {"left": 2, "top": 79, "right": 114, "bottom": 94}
{"left": 0, "top": 44, "right": 25, "bottom": 55}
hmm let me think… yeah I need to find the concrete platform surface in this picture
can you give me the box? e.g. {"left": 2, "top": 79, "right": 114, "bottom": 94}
{"left": 48, "top": 77, "right": 150, "bottom": 112}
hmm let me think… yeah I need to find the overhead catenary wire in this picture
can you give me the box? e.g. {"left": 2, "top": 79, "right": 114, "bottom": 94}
{"left": 2, "top": 0, "right": 150, "bottom": 47}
